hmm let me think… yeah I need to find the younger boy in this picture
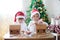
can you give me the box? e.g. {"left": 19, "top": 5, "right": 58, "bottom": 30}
{"left": 14, "top": 11, "right": 27, "bottom": 34}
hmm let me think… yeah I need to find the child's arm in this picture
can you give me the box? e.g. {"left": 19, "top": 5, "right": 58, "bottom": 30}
{"left": 43, "top": 22, "right": 48, "bottom": 26}
{"left": 38, "top": 19, "right": 48, "bottom": 26}
{"left": 27, "top": 21, "right": 36, "bottom": 35}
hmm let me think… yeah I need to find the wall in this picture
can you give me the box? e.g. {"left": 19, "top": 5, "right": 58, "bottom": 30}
{"left": 23, "top": 0, "right": 60, "bottom": 18}
{"left": 44, "top": 0, "right": 60, "bottom": 18}
{"left": 0, "top": 0, "right": 23, "bottom": 36}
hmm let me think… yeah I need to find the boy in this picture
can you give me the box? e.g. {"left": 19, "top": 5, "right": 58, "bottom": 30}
{"left": 27, "top": 9, "right": 48, "bottom": 36}
{"left": 14, "top": 11, "right": 27, "bottom": 35}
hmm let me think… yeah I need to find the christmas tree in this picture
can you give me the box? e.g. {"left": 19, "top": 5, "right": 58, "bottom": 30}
{"left": 26, "top": 0, "right": 50, "bottom": 25}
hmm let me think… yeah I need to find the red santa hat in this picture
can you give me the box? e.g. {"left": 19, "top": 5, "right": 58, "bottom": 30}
{"left": 14, "top": 11, "right": 25, "bottom": 22}
{"left": 31, "top": 9, "right": 40, "bottom": 19}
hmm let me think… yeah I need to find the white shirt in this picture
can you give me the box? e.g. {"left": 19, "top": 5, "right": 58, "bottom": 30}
{"left": 14, "top": 21, "right": 27, "bottom": 32}
{"left": 28, "top": 21, "right": 36, "bottom": 35}
{"left": 20, "top": 22, "right": 27, "bottom": 32}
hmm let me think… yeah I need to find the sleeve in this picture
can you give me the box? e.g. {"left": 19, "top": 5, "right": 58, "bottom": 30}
{"left": 24, "top": 23, "right": 28, "bottom": 32}
{"left": 20, "top": 22, "right": 27, "bottom": 32}
{"left": 43, "top": 22, "right": 48, "bottom": 27}
{"left": 38, "top": 19, "right": 48, "bottom": 27}
{"left": 28, "top": 21, "right": 36, "bottom": 35}
{"left": 23, "top": 22, "right": 28, "bottom": 32}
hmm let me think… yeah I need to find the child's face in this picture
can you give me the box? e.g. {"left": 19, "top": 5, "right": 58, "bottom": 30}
{"left": 18, "top": 18, "right": 24, "bottom": 23}
{"left": 32, "top": 13, "right": 40, "bottom": 21}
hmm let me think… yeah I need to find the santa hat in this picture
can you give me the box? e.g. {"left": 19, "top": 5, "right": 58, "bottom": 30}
{"left": 14, "top": 11, "right": 25, "bottom": 22}
{"left": 31, "top": 9, "right": 40, "bottom": 19}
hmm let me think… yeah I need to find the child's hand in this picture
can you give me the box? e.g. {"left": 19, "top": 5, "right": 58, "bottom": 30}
{"left": 26, "top": 31, "right": 31, "bottom": 35}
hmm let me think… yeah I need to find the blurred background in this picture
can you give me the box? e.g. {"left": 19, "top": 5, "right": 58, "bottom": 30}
{"left": 0, "top": 0, "right": 60, "bottom": 39}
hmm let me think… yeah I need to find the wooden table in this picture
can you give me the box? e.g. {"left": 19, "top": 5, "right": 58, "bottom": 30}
{"left": 4, "top": 33, "right": 55, "bottom": 40}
